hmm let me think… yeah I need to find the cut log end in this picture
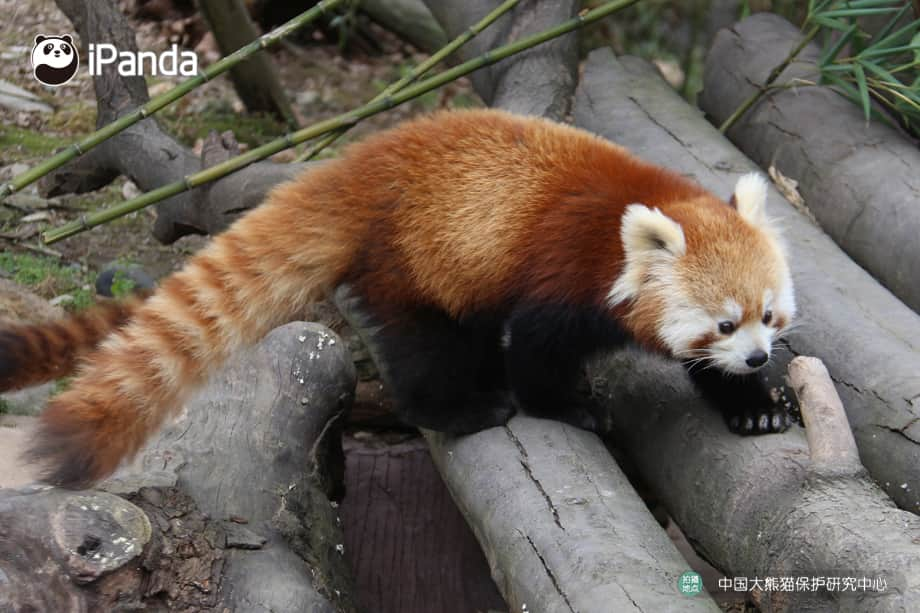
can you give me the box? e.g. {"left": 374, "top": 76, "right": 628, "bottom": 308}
{"left": 787, "top": 356, "right": 863, "bottom": 477}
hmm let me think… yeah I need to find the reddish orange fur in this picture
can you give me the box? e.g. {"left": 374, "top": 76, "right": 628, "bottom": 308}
{"left": 27, "top": 109, "right": 751, "bottom": 486}
{"left": 0, "top": 291, "right": 149, "bottom": 392}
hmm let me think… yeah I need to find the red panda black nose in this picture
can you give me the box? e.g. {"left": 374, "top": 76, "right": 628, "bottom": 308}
{"left": 746, "top": 350, "right": 768, "bottom": 368}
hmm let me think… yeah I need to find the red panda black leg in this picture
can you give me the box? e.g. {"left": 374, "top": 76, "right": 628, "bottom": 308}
{"left": 683, "top": 365, "right": 794, "bottom": 435}
{"left": 503, "top": 303, "right": 629, "bottom": 432}
{"left": 342, "top": 296, "right": 515, "bottom": 434}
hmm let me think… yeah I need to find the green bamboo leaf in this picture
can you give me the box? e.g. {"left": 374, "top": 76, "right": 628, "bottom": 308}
{"left": 739, "top": 0, "right": 751, "bottom": 19}
{"left": 837, "top": 0, "right": 904, "bottom": 8}
{"left": 822, "top": 72, "right": 864, "bottom": 101}
{"left": 873, "top": 17, "right": 920, "bottom": 49}
{"left": 810, "top": 0, "right": 839, "bottom": 15}
{"left": 821, "top": 63, "right": 859, "bottom": 72}
{"left": 860, "top": 57, "right": 904, "bottom": 84}
{"left": 858, "top": 43, "right": 920, "bottom": 60}
{"left": 820, "top": 23, "right": 859, "bottom": 67}
{"left": 853, "top": 62, "right": 872, "bottom": 121}
{"left": 821, "top": 7, "right": 901, "bottom": 18}
{"left": 871, "top": 3, "right": 912, "bottom": 42}
{"left": 812, "top": 15, "right": 856, "bottom": 32}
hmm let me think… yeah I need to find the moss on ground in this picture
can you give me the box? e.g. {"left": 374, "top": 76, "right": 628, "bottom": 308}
{"left": 0, "top": 252, "right": 94, "bottom": 311}
{"left": 161, "top": 103, "right": 289, "bottom": 148}
{"left": 0, "top": 126, "right": 70, "bottom": 159}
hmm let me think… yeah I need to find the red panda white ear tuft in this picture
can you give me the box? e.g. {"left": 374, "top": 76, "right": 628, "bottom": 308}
{"left": 621, "top": 204, "right": 686, "bottom": 258}
{"left": 607, "top": 204, "right": 685, "bottom": 306}
{"left": 731, "top": 173, "right": 769, "bottom": 226}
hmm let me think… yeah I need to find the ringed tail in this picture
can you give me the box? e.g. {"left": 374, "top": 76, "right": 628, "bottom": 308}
{"left": 0, "top": 291, "right": 150, "bottom": 392}
{"left": 26, "top": 174, "right": 361, "bottom": 488}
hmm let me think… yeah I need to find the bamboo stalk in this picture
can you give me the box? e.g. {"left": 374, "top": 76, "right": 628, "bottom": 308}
{"left": 291, "top": 0, "right": 521, "bottom": 163}
{"left": 0, "top": 0, "right": 346, "bottom": 202}
{"left": 718, "top": 24, "right": 820, "bottom": 133}
{"left": 43, "top": 0, "right": 640, "bottom": 244}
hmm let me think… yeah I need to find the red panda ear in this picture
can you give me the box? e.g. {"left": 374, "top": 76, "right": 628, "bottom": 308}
{"left": 621, "top": 204, "right": 686, "bottom": 258}
{"left": 607, "top": 204, "right": 685, "bottom": 305}
{"left": 732, "top": 173, "right": 768, "bottom": 226}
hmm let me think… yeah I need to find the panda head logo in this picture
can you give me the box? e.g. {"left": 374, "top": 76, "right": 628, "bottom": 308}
{"left": 31, "top": 34, "right": 79, "bottom": 86}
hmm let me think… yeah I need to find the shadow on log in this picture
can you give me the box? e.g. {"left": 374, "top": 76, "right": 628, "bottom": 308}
{"left": 574, "top": 48, "right": 920, "bottom": 514}
{"left": 0, "top": 323, "right": 358, "bottom": 611}
{"left": 699, "top": 13, "right": 920, "bottom": 315}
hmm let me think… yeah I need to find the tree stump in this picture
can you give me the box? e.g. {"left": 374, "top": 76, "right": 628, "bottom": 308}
{"left": 0, "top": 323, "right": 358, "bottom": 611}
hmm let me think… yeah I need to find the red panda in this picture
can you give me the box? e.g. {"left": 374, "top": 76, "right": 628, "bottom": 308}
{"left": 14, "top": 109, "right": 795, "bottom": 488}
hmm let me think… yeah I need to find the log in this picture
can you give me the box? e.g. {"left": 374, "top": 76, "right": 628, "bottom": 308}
{"left": 588, "top": 347, "right": 920, "bottom": 612}
{"left": 698, "top": 13, "right": 920, "bottom": 314}
{"left": 426, "top": 420, "right": 721, "bottom": 612}
{"left": 421, "top": 0, "right": 579, "bottom": 120}
{"left": 359, "top": 0, "right": 448, "bottom": 53}
{"left": 574, "top": 47, "right": 920, "bottom": 515}
{"left": 199, "top": 0, "right": 297, "bottom": 124}
{"left": 1, "top": 322, "right": 358, "bottom": 611}
{"left": 42, "top": 0, "right": 308, "bottom": 244}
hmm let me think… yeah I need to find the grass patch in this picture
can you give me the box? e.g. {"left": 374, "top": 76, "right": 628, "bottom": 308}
{"left": 0, "top": 125, "right": 69, "bottom": 159}
{"left": 161, "top": 101, "right": 288, "bottom": 148}
{"left": 0, "top": 252, "right": 94, "bottom": 311}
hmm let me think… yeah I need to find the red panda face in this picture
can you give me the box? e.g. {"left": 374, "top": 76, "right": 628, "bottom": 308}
{"left": 609, "top": 173, "right": 795, "bottom": 374}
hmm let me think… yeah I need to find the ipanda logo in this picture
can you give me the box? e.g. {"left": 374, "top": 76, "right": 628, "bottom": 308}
{"left": 31, "top": 33, "right": 198, "bottom": 86}
{"left": 31, "top": 34, "right": 79, "bottom": 86}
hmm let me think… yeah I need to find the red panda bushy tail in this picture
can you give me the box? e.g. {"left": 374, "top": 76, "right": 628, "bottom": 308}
{"left": 26, "top": 178, "right": 360, "bottom": 488}
{"left": 0, "top": 291, "right": 150, "bottom": 392}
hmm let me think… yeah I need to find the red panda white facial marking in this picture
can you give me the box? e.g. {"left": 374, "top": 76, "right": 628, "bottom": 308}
{"left": 610, "top": 173, "right": 795, "bottom": 373}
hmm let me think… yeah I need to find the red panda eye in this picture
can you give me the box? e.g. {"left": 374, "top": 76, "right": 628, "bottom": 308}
{"left": 718, "top": 321, "right": 735, "bottom": 335}
{"left": 762, "top": 310, "right": 773, "bottom": 325}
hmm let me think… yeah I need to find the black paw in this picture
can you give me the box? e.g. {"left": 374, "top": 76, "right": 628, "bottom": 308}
{"left": 398, "top": 392, "right": 517, "bottom": 435}
{"left": 512, "top": 393, "right": 602, "bottom": 433}
{"left": 444, "top": 400, "right": 516, "bottom": 435}
{"left": 725, "top": 404, "right": 793, "bottom": 435}
{"left": 558, "top": 400, "right": 602, "bottom": 432}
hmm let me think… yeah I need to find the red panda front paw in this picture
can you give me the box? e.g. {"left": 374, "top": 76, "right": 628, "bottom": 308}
{"left": 726, "top": 404, "right": 793, "bottom": 435}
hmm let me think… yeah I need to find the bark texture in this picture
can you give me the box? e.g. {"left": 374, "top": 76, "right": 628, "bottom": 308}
{"left": 44, "top": 0, "right": 308, "bottom": 244}
{"left": 359, "top": 0, "right": 447, "bottom": 53}
{"left": 1, "top": 323, "right": 358, "bottom": 612}
{"left": 699, "top": 13, "right": 920, "bottom": 314}
{"left": 198, "top": 0, "right": 297, "bottom": 124}
{"left": 422, "top": 0, "right": 579, "bottom": 120}
{"left": 589, "top": 349, "right": 920, "bottom": 613}
{"left": 426, "top": 419, "right": 721, "bottom": 612}
{"left": 575, "top": 48, "right": 920, "bottom": 515}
